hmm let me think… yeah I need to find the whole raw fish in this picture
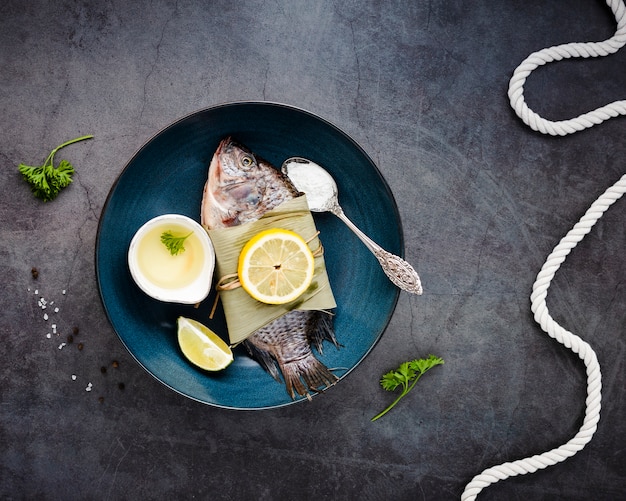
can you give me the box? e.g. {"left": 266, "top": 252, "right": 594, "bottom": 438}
{"left": 201, "top": 137, "right": 338, "bottom": 398}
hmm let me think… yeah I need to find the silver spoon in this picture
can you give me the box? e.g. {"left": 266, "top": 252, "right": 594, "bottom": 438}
{"left": 281, "top": 157, "right": 423, "bottom": 295}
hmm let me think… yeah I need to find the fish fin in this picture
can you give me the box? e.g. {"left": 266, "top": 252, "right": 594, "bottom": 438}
{"left": 307, "top": 310, "right": 340, "bottom": 354}
{"left": 242, "top": 340, "right": 282, "bottom": 383}
{"left": 281, "top": 354, "right": 338, "bottom": 399}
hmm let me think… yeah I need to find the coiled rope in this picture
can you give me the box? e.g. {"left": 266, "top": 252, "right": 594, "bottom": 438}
{"left": 461, "top": 1, "right": 626, "bottom": 499}
{"left": 508, "top": 0, "right": 626, "bottom": 136}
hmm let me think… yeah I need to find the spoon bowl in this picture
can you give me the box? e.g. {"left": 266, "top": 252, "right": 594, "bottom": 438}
{"left": 281, "top": 157, "right": 339, "bottom": 212}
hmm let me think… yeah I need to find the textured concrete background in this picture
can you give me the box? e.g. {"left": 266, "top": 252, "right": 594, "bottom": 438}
{"left": 1, "top": 1, "right": 625, "bottom": 499}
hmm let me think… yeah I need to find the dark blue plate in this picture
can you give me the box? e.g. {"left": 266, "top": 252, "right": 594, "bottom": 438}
{"left": 96, "top": 102, "right": 402, "bottom": 409}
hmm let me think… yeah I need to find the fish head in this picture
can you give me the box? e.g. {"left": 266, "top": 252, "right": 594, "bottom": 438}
{"left": 201, "top": 137, "right": 298, "bottom": 228}
{"left": 213, "top": 137, "right": 262, "bottom": 183}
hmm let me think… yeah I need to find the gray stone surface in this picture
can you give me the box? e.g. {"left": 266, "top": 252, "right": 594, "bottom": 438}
{"left": 1, "top": 1, "right": 625, "bottom": 499}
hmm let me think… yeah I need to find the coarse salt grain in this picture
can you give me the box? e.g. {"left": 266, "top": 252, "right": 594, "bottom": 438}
{"left": 54, "top": 307, "right": 59, "bottom": 313}
{"left": 86, "top": 382, "right": 92, "bottom": 392}
{"left": 46, "top": 333, "right": 51, "bottom": 339}
{"left": 71, "top": 375, "right": 77, "bottom": 381}
{"left": 34, "top": 289, "right": 39, "bottom": 295}
{"left": 43, "top": 313, "right": 48, "bottom": 321}
{"left": 58, "top": 343, "right": 66, "bottom": 350}
{"left": 62, "top": 290, "right": 66, "bottom": 295}
{"left": 52, "top": 324, "right": 57, "bottom": 334}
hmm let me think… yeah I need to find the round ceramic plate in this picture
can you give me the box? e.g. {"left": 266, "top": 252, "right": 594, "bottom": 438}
{"left": 96, "top": 102, "right": 402, "bottom": 409}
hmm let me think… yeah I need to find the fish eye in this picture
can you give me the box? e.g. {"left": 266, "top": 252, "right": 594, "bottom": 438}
{"left": 241, "top": 155, "right": 254, "bottom": 167}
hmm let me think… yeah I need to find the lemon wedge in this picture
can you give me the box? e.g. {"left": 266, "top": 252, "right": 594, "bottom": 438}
{"left": 238, "top": 228, "right": 315, "bottom": 305}
{"left": 177, "top": 316, "right": 233, "bottom": 371}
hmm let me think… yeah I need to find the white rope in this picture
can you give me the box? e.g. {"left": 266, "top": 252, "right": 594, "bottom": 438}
{"left": 508, "top": 0, "right": 626, "bottom": 136}
{"left": 462, "top": 1, "right": 626, "bottom": 499}
{"left": 462, "top": 177, "right": 626, "bottom": 500}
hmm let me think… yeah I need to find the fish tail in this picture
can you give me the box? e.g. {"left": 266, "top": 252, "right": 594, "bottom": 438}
{"left": 307, "top": 310, "right": 340, "bottom": 354}
{"left": 282, "top": 354, "right": 338, "bottom": 399}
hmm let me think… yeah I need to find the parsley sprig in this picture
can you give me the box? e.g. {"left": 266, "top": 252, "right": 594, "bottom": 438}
{"left": 371, "top": 354, "right": 444, "bottom": 422}
{"left": 161, "top": 230, "right": 193, "bottom": 256}
{"left": 18, "top": 135, "right": 93, "bottom": 202}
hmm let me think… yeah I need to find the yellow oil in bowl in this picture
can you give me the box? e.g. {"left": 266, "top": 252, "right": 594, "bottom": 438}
{"left": 128, "top": 215, "right": 215, "bottom": 304}
{"left": 136, "top": 224, "right": 205, "bottom": 289}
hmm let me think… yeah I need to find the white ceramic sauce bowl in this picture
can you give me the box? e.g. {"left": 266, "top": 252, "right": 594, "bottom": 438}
{"left": 128, "top": 214, "right": 215, "bottom": 304}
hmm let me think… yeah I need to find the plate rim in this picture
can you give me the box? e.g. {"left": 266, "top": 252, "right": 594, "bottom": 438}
{"left": 95, "top": 100, "right": 404, "bottom": 409}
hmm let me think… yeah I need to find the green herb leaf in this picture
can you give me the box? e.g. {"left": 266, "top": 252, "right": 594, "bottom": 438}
{"left": 18, "top": 135, "right": 92, "bottom": 202}
{"left": 161, "top": 230, "right": 193, "bottom": 256}
{"left": 371, "top": 354, "right": 444, "bottom": 422}
{"left": 380, "top": 371, "right": 402, "bottom": 392}
{"left": 411, "top": 355, "right": 444, "bottom": 375}
{"left": 50, "top": 160, "right": 74, "bottom": 189}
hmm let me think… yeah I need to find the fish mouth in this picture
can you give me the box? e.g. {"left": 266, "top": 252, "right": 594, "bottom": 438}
{"left": 214, "top": 136, "right": 231, "bottom": 158}
{"left": 218, "top": 135, "right": 232, "bottom": 148}
{"left": 216, "top": 136, "right": 243, "bottom": 156}
{"left": 212, "top": 137, "right": 233, "bottom": 178}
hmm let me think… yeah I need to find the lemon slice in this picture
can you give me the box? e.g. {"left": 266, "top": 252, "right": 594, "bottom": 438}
{"left": 238, "top": 228, "right": 315, "bottom": 305}
{"left": 177, "top": 316, "right": 233, "bottom": 371}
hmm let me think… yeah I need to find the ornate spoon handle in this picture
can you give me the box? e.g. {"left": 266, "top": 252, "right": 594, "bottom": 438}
{"left": 332, "top": 207, "right": 423, "bottom": 295}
